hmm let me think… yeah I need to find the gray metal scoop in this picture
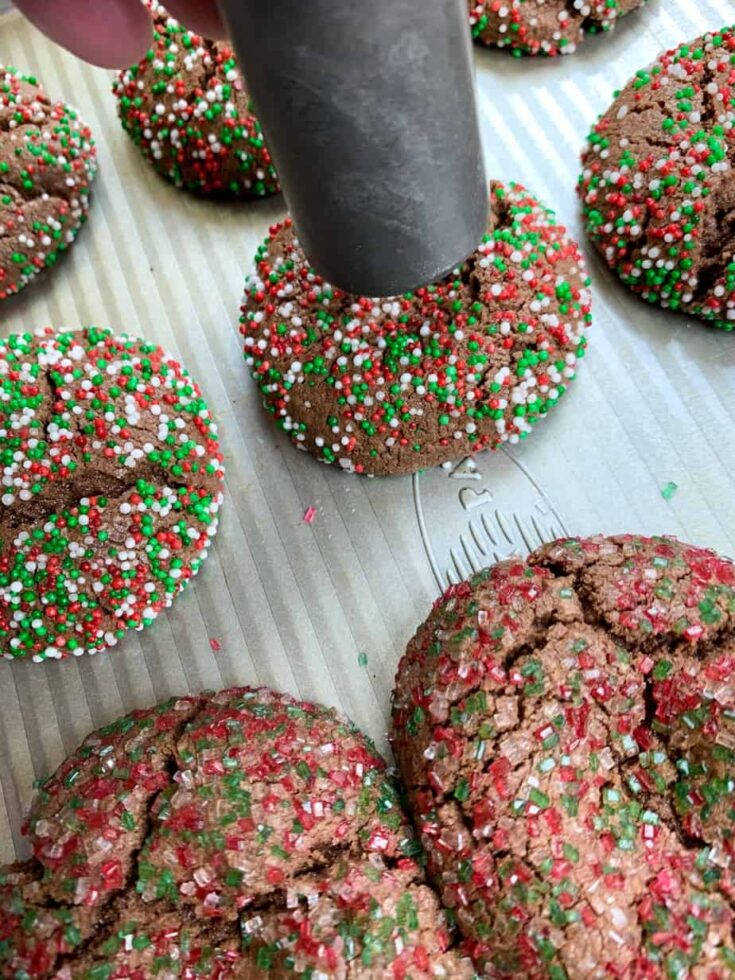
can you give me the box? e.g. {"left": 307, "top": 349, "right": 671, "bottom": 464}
{"left": 219, "top": 0, "right": 488, "bottom": 296}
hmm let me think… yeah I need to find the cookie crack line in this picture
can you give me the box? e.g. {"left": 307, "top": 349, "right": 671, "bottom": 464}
{"left": 29, "top": 707, "right": 204, "bottom": 972}
{"left": 0, "top": 133, "right": 74, "bottom": 199}
{"left": 639, "top": 665, "right": 735, "bottom": 861}
{"left": 690, "top": 197, "right": 735, "bottom": 304}
{"left": 49, "top": 715, "right": 193, "bottom": 972}
{"left": 236, "top": 836, "right": 414, "bottom": 925}
{"left": 699, "top": 60, "right": 725, "bottom": 132}
{"left": 38, "top": 351, "right": 215, "bottom": 501}
{"left": 3, "top": 463, "right": 208, "bottom": 535}
{"left": 0, "top": 149, "right": 69, "bottom": 204}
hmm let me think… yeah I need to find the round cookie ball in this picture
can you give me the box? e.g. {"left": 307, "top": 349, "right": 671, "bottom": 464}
{"left": 0, "top": 66, "right": 96, "bottom": 301}
{"left": 579, "top": 27, "right": 735, "bottom": 331}
{"left": 469, "top": 0, "right": 646, "bottom": 56}
{"left": 112, "top": 1, "right": 278, "bottom": 199}
{"left": 0, "top": 327, "right": 224, "bottom": 662}
{"left": 240, "top": 181, "right": 591, "bottom": 476}
{"left": 0, "top": 686, "right": 474, "bottom": 978}
{"left": 393, "top": 534, "right": 735, "bottom": 977}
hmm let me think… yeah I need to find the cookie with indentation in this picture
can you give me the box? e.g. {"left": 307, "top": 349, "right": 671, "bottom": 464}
{"left": 112, "top": 1, "right": 278, "bottom": 199}
{"left": 469, "top": 0, "right": 646, "bottom": 56}
{"left": 579, "top": 26, "right": 735, "bottom": 330}
{"left": 0, "top": 66, "right": 96, "bottom": 301}
{"left": 392, "top": 533, "right": 735, "bottom": 977}
{"left": 240, "top": 181, "right": 591, "bottom": 477}
{"left": 0, "top": 327, "right": 224, "bottom": 662}
{"left": 0, "top": 687, "right": 474, "bottom": 978}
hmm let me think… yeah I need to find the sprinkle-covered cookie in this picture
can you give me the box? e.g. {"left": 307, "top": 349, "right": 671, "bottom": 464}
{"left": 469, "top": 0, "right": 646, "bottom": 56}
{"left": 112, "top": 1, "right": 278, "bottom": 199}
{"left": 579, "top": 26, "right": 735, "bottom": 330}
{"left": 0, "top": 687, "right": 474, "bottom": 978}
{"left": 0, "top": 66, "right": 96, "bottom": 301}
{"left": 0, "top": 327, "right": 224, "bottom": 662}
{"left": 392, "top": 534, "right": 735, "bottom": 977}
{"left": 240, "top": 181, "right": 590, "bottom": 476}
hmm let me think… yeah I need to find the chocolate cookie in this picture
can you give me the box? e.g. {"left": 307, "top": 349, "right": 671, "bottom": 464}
{"left": 112, "top": 1, "right": 278, "bottom": 199}
{"left": 579, "top": 26, "right": 735, "bottom": 331}
{"left": 392, "top": 534, "right": 735, "bottom": 977}
{"left": 0, "top": 327, "right": 224, "bottom": 662}
{"left": 0, "top": 687, "right": 474, "bottom": 978}
{"left": 0, "top": 67, "right": 96, "bottom": 301}
{"left": 240, "top": 181, "right": 590, "bottom": 476}
{"left": 469, "top": 0, "right": 646, "bottom": 56}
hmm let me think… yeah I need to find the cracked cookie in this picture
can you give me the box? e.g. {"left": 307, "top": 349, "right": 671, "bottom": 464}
{"left": 0, "top": 687, "right": 474, "bottom": 978}
{"left": 0, "top": 327, "right": 224, "bottom": 662}
{"left": 579, "top": 26, "right": 735, "bottom": 331}
{"left": 112, "top": 1, "right": 278, "bottom": 199}
{"left": 0, "top": 66, "right": 96, "bottom": 302}
{"left": 240, "top": 181, "right": 590, "bottom": 476}
{"left": 392, "top": 534, "right": 735, "bottom": 977}
{"left": 469, "top": 0, "right": 646, "bottom": 56}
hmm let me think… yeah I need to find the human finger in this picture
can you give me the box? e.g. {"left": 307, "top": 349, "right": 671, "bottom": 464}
{"left": 13, "top": 0, "right": 153, "bottom": 68}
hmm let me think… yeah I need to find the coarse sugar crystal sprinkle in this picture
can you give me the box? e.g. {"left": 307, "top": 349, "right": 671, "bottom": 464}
{"left": 0, "top": 687, "right": 474, "bottom": 977}
{"left": 393, "top": 534, "right": 735, "bottom": 977}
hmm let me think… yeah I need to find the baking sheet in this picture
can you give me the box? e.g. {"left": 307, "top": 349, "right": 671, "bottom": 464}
{"left": 0, "top": 0, "right": 734, "bottom": 863}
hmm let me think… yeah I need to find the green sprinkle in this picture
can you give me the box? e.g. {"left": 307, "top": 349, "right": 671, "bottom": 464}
{"left": 661, "top": 481, "right": 678, "bottom": 501}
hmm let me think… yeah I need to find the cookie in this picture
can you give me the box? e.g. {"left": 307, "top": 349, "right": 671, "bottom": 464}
{"left": 112, "top": 1, "right": 278, "bottom": 199}
{"left": 469, "top": 0, "right": 646, "bottom": 56}
{"left": 0, "top": 66, "right": 96, "bottom": 301}
{"left": 0, "top": 327, "right": 224, "bottom": 662}
{"left": 392, "top": 534, "right": 735, "bottom": 977}
{"left": 240, "top": 181, "right": 590, "bottom": 476}
{"left": 0, "top": 687, "right": 474, "bottom": 978}
{"left": 579, "top": 26, "right": 735, "bottom": 331}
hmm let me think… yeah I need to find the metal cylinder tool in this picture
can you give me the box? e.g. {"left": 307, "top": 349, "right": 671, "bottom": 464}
{"left": 219, "top": 0, "right": 487, "bottom": 296}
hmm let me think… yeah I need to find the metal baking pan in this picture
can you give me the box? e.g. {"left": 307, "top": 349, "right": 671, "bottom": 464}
{"left": 0, "top": 0, "right": 733, "bottom": 863}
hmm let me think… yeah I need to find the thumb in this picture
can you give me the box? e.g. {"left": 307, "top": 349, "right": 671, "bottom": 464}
{"left": 13, "top": 0, "right": 153, "bottom": 69}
